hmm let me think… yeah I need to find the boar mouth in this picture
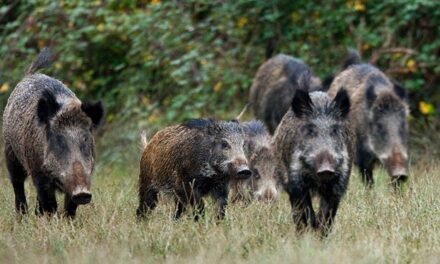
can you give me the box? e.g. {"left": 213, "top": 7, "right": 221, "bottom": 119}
{"left": 314, "top": 170, "right": 338, "bottom": 182}
{"left": 390, "top": 174, "right": 408, "bottom": 186}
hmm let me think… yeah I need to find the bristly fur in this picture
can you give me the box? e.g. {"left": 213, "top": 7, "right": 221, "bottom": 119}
{"left": 241, "top": 120, "right": 268, "bottom": 138}
{"left": 249, "top": 54, "right": 322, "bottom": 134}
{"left": 327, "top": 60, "right": 409, "bottom": 188}
{"left": 272, "top": 90, "right": 354, "bottom": 236}
{"left": 182, "top": 118, "right": 243, "bottom": 135}
{"left": 372, "top": 92, "right": 408, "bottom": 114}
{"left": 3, "top": 51, "right": 101, "bottom": 218}
{"left": 342, "top": 48, "right": 362, "bottom": 70}
{"left": 52, "top": 106, "right": 92, "bottom": 129}
{"left": 27, "top": 48, "right": 54, "bottom": 75}
{"left": 182, "top": 118, "right": 213, "bottom": 130}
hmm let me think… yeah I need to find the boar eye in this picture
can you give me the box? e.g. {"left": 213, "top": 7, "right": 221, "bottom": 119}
{"left": 331, "top": 124, "right": 340, "bottom": 136}
{"left": 49, "top": 134, "right": 68, "bottom": 156}
{"left": 220, "top": 140, "right": 230, "bottom": 150}
{"left": 302, "top": 124, "right": 317, "bottom": 137}
{"left": 375, "top": 123, "right": 386, "bottom": 135}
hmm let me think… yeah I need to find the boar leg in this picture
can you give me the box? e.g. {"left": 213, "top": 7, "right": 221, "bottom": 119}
{"left": 137, "top": 186, "right": 159, "bottom": 218}
{"left": 211, "top": 183, "right": 229, "bottom": 220}
{"left": 64, "top": 194, "right": 78, "bottom": 217}
{"left": 34, "top": 175, "right": 57, "bottom": 215}
{"left": 174, "top": 195, "right": 187, "bottom": 220}
{"left": 317, "top": 194, "right": 340, "bottom": 237}
{"left": 193, "top": 199, "right": 205, "bottom": 221}
{"left": 356, "top": 141, "right": 375, "bottom": 187}
{"left": 288, "top": 186, "right": 316, "bottom": 233}
{"left": 5, "top": 145, "right": 28, "bottom": 214}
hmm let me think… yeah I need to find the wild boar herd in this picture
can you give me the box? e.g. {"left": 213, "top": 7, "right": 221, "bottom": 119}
{"left": 2, "top": 47, "right": 409, "bottom": 236}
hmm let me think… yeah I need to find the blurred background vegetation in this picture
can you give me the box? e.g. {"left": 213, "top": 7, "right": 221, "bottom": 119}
{"left": 0, "top": 0, "right": 439, "bottom": 163}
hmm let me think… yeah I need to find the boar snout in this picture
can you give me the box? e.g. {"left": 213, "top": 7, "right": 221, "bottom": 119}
{"left": 237, "top": 165, "right": 252, "bottom": 179}
{"left": 255, "top": 185, "right": 278, "bottom": 202}
{"left": 72, "top": 187, "right": 92, "bottom": 205}
{"left": 314, "top": 151, "right": 337, "bottom": 180}
{"left": 230, "top": 158, "right": 251, "bottom": 179}
{"left": 67, "top": 161, "right": 92, "bottom": 205}
{"left": 383, "top": 146, "right": 408, "bottom": 183}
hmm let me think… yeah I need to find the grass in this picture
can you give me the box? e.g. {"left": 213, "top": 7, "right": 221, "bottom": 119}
{"left": 0, "top": 136, "right": 439, "bottom": 263}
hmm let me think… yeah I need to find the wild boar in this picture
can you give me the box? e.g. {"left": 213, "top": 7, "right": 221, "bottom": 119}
{"left": 249, "top": 54, "right": 322, "bottom": 134}
{"left": 273, "top": 89, "right": 353, "bottom": 235}
{"left": 136, "top": 118, "right": 251, "bottom": 220}
{"left": 327, "top": 50, "right": 409, "bottom": 187}
{"left": 2, "top": 48, "right": 104, "bottom": 217}
{"left": 229, "top": 120, "right": 279, "bottom": 202}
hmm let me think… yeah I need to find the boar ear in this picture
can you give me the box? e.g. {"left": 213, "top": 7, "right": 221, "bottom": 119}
{"left": 333, "top": 88, "right": 350, "bottom": 118}
{"left": 82, "top": 101, "right": 104, "bottom": 127}
{"left": 37, "top": 90, "right": 61, "bottom": 125}
{"left": 393, "top": 82, "right": 407, "bottom": 101}
{"left": 366, "top": 85, "right": 376, "bottom": 108}
{"left": 291, "top": 89, "right": 313, "bottom": 118}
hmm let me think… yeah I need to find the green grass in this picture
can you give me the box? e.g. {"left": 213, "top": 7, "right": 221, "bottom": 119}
{"left": 1, "top": 151, "right": 439, "bottom": 263}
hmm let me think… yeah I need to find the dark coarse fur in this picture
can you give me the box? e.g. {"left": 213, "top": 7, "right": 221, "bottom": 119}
{"left": 249, "top": 54, "right": 322, "bottom": 134}
{"left": 137, "top": 119, "right": 249, "bottom": 220}
{"left": 229, "top": 120, "right": 279, "bottom": 202}
{"left": 2, "top": 48, "right": 104, "bottom": 217}
{"left": 320, "top": 48, "right": 363, "bottom": 92}
{"left": 273, "top": 90, "right": 354, "bottom": 236}
{"left": 327, "top": 50, "right": 409, "bottom": 187}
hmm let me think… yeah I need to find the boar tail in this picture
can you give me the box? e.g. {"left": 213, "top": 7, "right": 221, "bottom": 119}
{"left": 342, "top": 48, "right": 362, "bottom": 70}
{"left": 140, "top": 130, "right": 149, "bottom": 149}
{"left": 26, "top": 47, "right": 54, "bottom": 75}
{"left": 236, "top": 102, "right": 252, "bottom": 121}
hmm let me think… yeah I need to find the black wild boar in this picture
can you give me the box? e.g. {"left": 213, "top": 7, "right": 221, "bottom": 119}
{"left": 2, "top": 48, "right": 104, "bottom": 217}
{"left": 249, "top": 54, "right": 322, "bottom": 134}
{"left": 273, "top": 89, "right": 353, "bottom": 235}
{"left": 136, "top": 119, "right": 251, "bottom": 220}
{"left": 328, "top": 50, "right": 409, "bottom": 187}
{"left": 229, "top": 120, "right": 279, "bottom": 202}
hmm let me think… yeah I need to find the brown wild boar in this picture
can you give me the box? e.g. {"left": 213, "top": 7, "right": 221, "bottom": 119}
{"left": 273, "top": 89, "right": 353, "bottom": 236}
{"left": 229, "top": 120, "right": 279, "bottom": 202}
{"left": 137, "top": 119, "right": 251, "bottom": 220}
{"left": 328, "top": 50, "right": 409, "bottom": 187}
{"left": 249, "top": 54, "right": 322, "bottom": 134}
{"left": 2, "top": 48, "right": 104, "bottom": 217}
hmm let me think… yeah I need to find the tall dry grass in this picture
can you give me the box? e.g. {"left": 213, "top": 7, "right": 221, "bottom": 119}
{"left": 0, "top": 155, "right": 439, "bottom": 263}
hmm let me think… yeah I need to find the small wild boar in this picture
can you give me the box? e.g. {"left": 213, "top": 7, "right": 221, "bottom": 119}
{"left": 328, "top": 50, "right": 409, "bottom": 187}
{"left": 229, "top": 120, "right": 279, "bottom": 202}
{"left": 2, "top": 48, "right": 104, "bottom": 217}
{"left": 273, "top": 89, "right": 353, "bottom": 235}
{"left": 249, "top": 54, "right": 322, "bottom": 134}
{"left": 136, "top": 119, "right": 251, "bottom": 220}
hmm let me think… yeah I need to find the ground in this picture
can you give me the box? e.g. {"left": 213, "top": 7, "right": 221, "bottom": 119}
{"left": 0, "top": 148, "right": 439, "bottom": 263}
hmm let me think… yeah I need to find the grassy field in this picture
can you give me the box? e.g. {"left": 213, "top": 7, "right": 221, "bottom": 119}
{"left": 0, "top": 137, "right": 439, "bottom": 263}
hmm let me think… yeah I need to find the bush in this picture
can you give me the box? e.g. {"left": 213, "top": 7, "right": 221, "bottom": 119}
{"left": 0, "top": 0, "right": 439, "bottom": 129}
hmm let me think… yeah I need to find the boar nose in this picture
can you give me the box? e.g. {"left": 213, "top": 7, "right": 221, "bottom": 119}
{"left": 68, "top": 161, "right": 92, "bottom": 204}
{"left": 383, "top": 145, "right": 408, "bottom": 183}
{"left": 237, "top": 165, "right": 252, "bottom": 179}
{"left": 390, "top": 167, "right": 408, "bottom": 183}
{"left": 71, "top": 186, "right": 92, "bottom": 205}
{"left": 256, "top": 186, "right": 278, "bottom": 202}
{"left": 315, "top": 151, "right": 337, "bottom": 179}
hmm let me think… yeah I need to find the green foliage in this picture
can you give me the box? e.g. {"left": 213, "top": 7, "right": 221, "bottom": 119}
{"left": 0, "top": 0, "right": 439, "bottom": 129}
